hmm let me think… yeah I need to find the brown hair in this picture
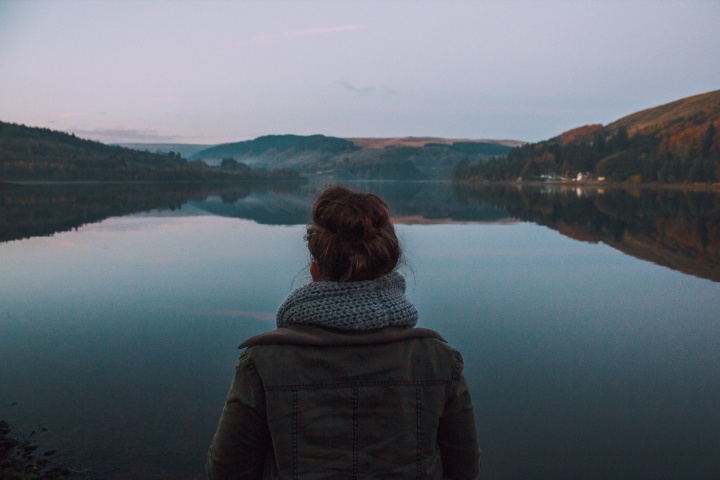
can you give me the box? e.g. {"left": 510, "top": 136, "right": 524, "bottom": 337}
{"left": 306, "top": 185, "right": 401, "bottom": 282}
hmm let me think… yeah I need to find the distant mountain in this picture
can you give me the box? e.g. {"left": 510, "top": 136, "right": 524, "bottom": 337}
{"left": 0, "top": 121, "right": 303, "bottom": 183}
{"left": 455, "top": 90, "right": 720, "bottom": 183}
{"left": 1, "top": 120, "right": 518, "bottom": 182}
{"left": 190, "top": 134, "right": 359, "bottom": 164}
{"left": 189, "top": 134, "right": 515, "bottom": 180}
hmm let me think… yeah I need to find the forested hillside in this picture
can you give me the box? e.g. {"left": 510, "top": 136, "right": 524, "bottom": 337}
{"left": 0, "top": 121, "right": 302, "bottom": 182}
{"left": 454, "top": 90, "right": 720, "bottom": 183}
{"left": 190, "top": 134, "right": 360, "bottom": 165}
{"left": 190, "top": 134, "right": 513, "bottom": 180}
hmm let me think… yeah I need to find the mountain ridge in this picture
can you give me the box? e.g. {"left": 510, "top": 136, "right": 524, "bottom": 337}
{"left": 606, "top": 89, "right": 720, "bottom": 136}
{"left": 0, "top": 121, "right": 303, "bottom": 183}
{"left": 188, "top": 134, "right": 516, "bottom": 180}
{"left": 455, "top": 89, "right": 720, "bottom": 184}
{"left": 4, "top": 89, "right": 719, "bottom": 183}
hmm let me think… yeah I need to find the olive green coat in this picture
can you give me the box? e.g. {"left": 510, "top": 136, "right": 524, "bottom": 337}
{"left": 206, "top": 325, "right": 480, "bottom": 479}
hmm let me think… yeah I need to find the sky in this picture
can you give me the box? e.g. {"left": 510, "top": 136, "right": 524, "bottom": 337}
{"left": 1, "top": 0, "right": 719, "bottom": 145}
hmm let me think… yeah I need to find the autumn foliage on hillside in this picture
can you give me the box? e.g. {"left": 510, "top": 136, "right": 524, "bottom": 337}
{"left": 455, "top": 90, "right": 720, "bottom": 183}
{"left": 558, "top": 124, "right": 603, "bottom": 146}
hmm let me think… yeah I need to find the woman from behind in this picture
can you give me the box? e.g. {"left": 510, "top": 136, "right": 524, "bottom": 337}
{"left": 207, "top": 185, "right": 480, "bottom": 479}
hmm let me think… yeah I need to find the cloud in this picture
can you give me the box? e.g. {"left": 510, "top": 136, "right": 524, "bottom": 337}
{"left": 69, "top": 128, "right": 185, "bottom": 144}
{"left": 250, "top": 24, "right": 364, "bottom": 45}
{"left": 57, "top": 112, "right": 86, "bottom": 119}
{"left": 45, "top": 112, "right": 86, "bottom": 125}
{"left": 287, "top": 25, "right": 364, "bottom": 37}
{"left": 335, "top": 80, "right": 399, "bottom": 97}
{"left": 336, "top": 80, "right": 375, "bottom": 96}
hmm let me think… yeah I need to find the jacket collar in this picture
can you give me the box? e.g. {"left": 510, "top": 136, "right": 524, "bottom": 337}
{"left": 240, "top": 324, "right": 445, "bottom": 349}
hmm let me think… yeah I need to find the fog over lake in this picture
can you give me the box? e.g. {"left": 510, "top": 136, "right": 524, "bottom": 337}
{"left": 1, "top": 181, "right": 719, "bottom": 479}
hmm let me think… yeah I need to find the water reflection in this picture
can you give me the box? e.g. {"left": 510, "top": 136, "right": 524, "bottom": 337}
{"left": 193, "top": 181, "right": 511, "bottom": 225}
{"left": 2, "top": 182, "right": 719, "bottom": 479}
{"left": 0, "top": 182, "right": 302, "bottom": 243}
{"left": 3, "top": 182, "right": 719, "bottom": 282}
{"left": 453, "top": 184, "right": 720, "bottom": 282}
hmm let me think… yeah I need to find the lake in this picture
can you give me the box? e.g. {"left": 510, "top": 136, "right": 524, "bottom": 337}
{"left": 1, "top": 181, "right": 719, "bottom": 479}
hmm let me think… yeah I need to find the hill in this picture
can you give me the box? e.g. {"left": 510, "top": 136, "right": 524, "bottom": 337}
{"left": 190, "top": 134, "right": 359, "bottom": 165}
{"left": 1, "top": 121, "right": 517, "bottom": 182}
{"left": 189, "top": 134, "right": 515, "bottom": 180}
{"left": 455, "top": 89, "right": 720, "bottom": 184}
{"left": 0, "top": 121, "right": 303, "bottom": 183}
{"left": 607, "top": 90, "right": 720, "bottom": 136}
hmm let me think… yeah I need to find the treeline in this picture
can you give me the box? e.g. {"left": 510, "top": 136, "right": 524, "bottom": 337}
{"left": 454, "top": 120, "right": 719, "bottom": 183}
{"left": 0, "top": 121, "right": 304, "bottom": 182}
{"left": 333, "top": 158, "right": 424, "bottom": 181}
{"left": 307, "top": 143, "right": 512, "bottom": 180}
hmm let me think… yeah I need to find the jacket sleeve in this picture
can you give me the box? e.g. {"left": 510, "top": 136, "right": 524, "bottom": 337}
{"left": 438, "top": 350, "right": 481, "bottom": 480}
{"left": 206, "top": 350, "right": 270, "bottom": 480}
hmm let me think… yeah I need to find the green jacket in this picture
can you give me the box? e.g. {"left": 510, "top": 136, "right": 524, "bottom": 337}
{"left": 206, "top": 325, "right": 480, "bottom": 479}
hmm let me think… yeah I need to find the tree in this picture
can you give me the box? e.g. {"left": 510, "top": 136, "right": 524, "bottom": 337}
{"left": 611, "top": 127, "right": 630, "bottom": 151}
{"left": 701, "top": 123, "right": 716, "bottom": 157}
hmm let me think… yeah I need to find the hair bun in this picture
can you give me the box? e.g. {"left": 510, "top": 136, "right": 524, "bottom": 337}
{"left": 306, "top": 186, "right": 400, "bottom": 282}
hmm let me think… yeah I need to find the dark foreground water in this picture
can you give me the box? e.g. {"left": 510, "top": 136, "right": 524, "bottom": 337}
{"left": 1, "top": 182, "right": 719, "bottom": 479}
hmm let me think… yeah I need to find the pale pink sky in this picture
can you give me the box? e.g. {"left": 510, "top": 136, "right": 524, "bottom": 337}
{"left": 1, "top": 0, "right": 718, "bottom": 144}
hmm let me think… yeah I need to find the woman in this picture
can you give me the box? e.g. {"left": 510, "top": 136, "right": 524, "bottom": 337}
{"left": 207, "top": 185, "right": 480, "bottom": 479}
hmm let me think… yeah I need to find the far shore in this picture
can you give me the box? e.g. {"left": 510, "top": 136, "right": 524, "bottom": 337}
{"left": 4, "top": 178, "right": 720, "bottom": 193}
{"left": 455, "top": 179, "right": 720, "bottom": 193}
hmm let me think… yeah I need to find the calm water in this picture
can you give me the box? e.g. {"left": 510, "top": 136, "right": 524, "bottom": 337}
{"left": 1, "top": 182, "right": 719, "bottom": 479}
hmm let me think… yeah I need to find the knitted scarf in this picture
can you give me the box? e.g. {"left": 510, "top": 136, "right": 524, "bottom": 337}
{"left": 277, "top": 271, "right": 418, "bottom": 330}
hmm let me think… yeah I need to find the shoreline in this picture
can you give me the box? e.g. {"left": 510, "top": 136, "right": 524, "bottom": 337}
{"left": 0, "top": 420, "right": 89, "bottom": 480}
{"left": 3, "top": 178, "right": 720, "bottom": 192}
{"left": 455, "top": 179, "right": 720, "bottom": 192}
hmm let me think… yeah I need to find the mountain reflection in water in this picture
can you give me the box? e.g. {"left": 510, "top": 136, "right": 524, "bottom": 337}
{"left": 452, "top": 184, "right": 720, "bottom": 282}
{"left": 1, "top": 181, "right": 719, "bottom": 282}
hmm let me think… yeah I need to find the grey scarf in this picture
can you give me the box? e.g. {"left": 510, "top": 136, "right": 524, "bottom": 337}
{"left": 277, "top": 271, "right": 418, "bottom": 330}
